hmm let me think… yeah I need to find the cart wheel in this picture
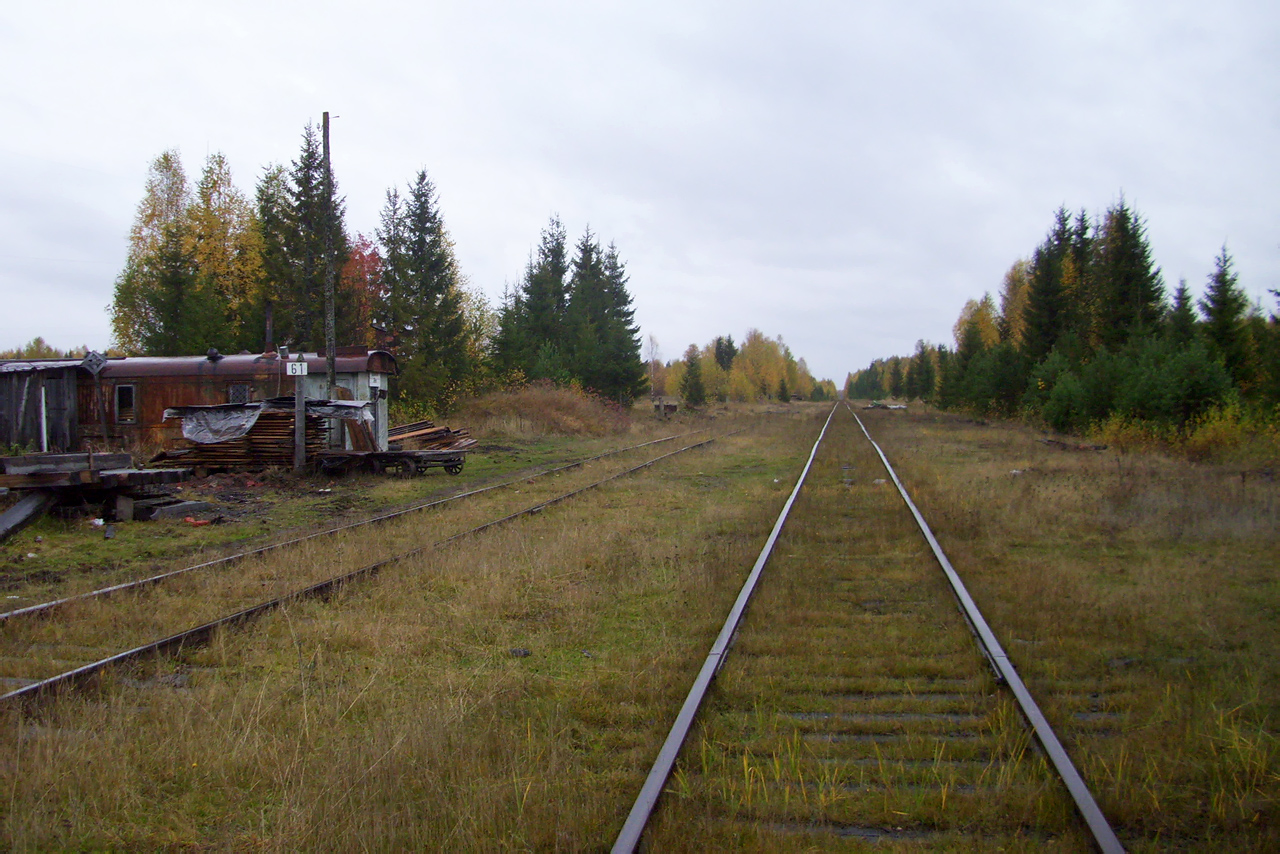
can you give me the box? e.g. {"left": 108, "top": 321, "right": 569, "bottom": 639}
{"left": 445, "top": 462, "right": 463, "bottom": 476}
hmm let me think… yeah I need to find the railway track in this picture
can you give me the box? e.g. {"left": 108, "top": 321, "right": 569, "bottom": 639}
{"left": 0, "top": 430, "right": 701, "bottom": 625}
{"left": 0, "top": 430, "right": 721, "bottom": 705}
{"left": 617, "top": 403, "right": 1124, "bottom": 852}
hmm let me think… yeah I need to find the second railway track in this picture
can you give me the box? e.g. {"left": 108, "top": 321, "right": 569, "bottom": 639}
{"left": 0, "top": 431, "right": 719, "bottom": 702}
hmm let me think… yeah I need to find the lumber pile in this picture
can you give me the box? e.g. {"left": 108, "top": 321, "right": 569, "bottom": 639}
{"left": 388, "top": 419, "right": 475, "bottom": 451}
{"left": 0, "top": 452, "right": 185, "bottom": 490}
{"left": 0, "top": 452, "right": 193, "bottom": 540}
{"left": 152, "top": 411, "right": 326, "bottom": 470}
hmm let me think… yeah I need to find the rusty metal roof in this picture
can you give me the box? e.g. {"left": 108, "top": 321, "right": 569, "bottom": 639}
{"left": 0, "top": 360, "right": 82, "bottom": 374}
{"left": 97, "top": 350, "right": 397, "bottom": 379}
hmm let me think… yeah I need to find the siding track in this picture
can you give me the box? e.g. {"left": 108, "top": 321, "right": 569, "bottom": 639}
{"left": 617, "top": 403, "right": 1123, "bottom": 852}
{"left": 0, "top": 431, "right": 722, "bottom": 706}
{"left": 0, "top": 430, "right": 701, "bottom": 624}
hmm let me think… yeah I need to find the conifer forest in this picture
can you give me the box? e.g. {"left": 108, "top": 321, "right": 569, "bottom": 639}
{"left": 847, "top": 199, "right": 1280, "bottom": 440}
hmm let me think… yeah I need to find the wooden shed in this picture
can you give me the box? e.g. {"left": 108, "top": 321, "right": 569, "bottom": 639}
{"left": 0, "top": 353, "right": 106, "bottom": 453}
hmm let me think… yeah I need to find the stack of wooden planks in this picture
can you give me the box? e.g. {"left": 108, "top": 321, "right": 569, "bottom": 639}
{"left": 151, "top": 411, "right": 326, "bottom": 470}
{"left": 0, "top": 452, "right": 193, "bottom": 540}
{"left": 387, "top": 419, "right": 475, "bottom": 451}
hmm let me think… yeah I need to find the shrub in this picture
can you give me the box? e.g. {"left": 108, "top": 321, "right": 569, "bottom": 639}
{"left": 1181, "top": 402, "right": 1280, "bottom": 463}
{"left": 455, "top": 380, "right": 631, "bottom": 437}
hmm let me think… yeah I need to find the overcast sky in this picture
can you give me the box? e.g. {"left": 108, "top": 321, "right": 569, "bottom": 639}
{"left": 2, "top": 0, "right": 1276, "bottom": 382}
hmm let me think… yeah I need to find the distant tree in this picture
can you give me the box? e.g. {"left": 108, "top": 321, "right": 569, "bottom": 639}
{"left": 1021, "top": 208, "right": 1073, "bottom": 364}
{"left": 110, "top": 149, "right": 193, "bottom": 353}
{"left": 283, "top": 124, "right": 350, "bottom": 350}
{"left": 186, "top": 152, "right": 263, "bottom": 351}
{"left": 888, "top": 358, "right": 904, "bottom": 399}
{"left": 713, "top": 335, "right": 738, "bottom": 371}
{"left": 953, "top": 294, "right": 1000, "bottom": 352}
{"left": 253, "top": 164, "right": 292, "bottom": 348}
{"left": 342, "top": 233, "right": 382, "bottom": 348}
{"left": 1166, "top": 279, "right": 1198, "bottom": 346}
{"left": 0, "top": 337, "right": 79, "bottom": 359}
{"left": 376, "top": 170, "right": 474, "bottom": 410}
{"left": 997, "top": 260, "right": 1031, "bottom": 347}
{"left": 1092, "top": 198, "right": 1165, "bottom": 348}
{"left": 1199, "top": 246, "right": 1251, "bottom": 387}
{"left": 679, "top": 344, "right": 706, "bottom": 406}
{"left": 906, "top": 340, "right": 936, "bottom": 402}
{"left": 492, "top": 215, "right": 571, "bottom": 379}
{"left": 562, "top": 229, "right": 646, "bottom": 401}
{"left": 524, "top": 216, "right": 571, "bottom": 368}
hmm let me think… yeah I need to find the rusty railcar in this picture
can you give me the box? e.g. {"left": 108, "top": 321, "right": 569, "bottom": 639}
{"left": 76, "top": 349, "right": 397, "bottom": 452}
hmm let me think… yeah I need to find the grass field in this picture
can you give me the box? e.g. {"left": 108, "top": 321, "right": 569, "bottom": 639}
{"left": 0, "top": 400, "right": 1275, "bottom": 850}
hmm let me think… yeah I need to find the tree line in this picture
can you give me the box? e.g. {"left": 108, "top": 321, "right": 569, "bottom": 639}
{"left": 489, "top": 217, "right": 647, "bottom": 403}
{"left": 658, "top": 330, "right": 838, "bottom": 406}
{"left": 846, "top": 198, "right": 1280, "bottom": 433}
{"left": 106, "top": 124, "right": 647, "bottom": 412}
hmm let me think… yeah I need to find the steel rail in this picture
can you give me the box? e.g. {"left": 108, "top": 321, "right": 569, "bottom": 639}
{"left": 848, "top": 404, "right": 1124, "bottom": 854}
{"left": 0, "top": 430, "right": 702, "bottom": 624}
{"left": 1, "top": 434, "right": 729, "bottom": 708}
{"left": 612, "top": 403, "right": 838, "bottom": 854}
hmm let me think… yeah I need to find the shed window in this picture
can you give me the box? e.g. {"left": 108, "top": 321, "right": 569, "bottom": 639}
{"left": 227, "top": 384, "right": 251, "bottom": 405}
{"left": 115, "top": 385, "right": 137, "bottom": 424}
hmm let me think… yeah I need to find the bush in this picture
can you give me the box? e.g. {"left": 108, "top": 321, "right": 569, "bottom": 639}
{"left": 1027, "top": 338, "right": 1233, "bottom": 434}
{"left": 455, "top": 380, "right": 631, "bottom": 437}
{"left": 1181, "top": 402, "right": 1280, "bottom": 463}
{"left": 1114, "top": 338, "right": 1233, "bottom": 427}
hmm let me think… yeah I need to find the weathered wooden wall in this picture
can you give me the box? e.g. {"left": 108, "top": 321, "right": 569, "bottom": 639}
{"left": 0, "top": 368, "right": 79, "bottom": 453}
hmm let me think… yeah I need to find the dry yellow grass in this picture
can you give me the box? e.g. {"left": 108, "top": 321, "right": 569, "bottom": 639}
{"left": 865, "top": 405, "right": 1279, "bottom": 851}
{"left": 0, "top": 407, "right": 818, "bottom": 850}
{"left": 1, "top": 401, "right": 1273, "bottom": 850}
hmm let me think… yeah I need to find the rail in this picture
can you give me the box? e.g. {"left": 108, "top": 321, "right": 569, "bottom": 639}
{"left": 611, "top": 403, "right": 838, "bottom": 853}
{"left": 613, "top": 403, "right": 1124, "bottom": 853}
{"left": 1, "top": 433, "right": 730, "bottom": 707}
{"left": 0, "top": 430, "right": 704, "bottom": 624}
{"left": 849, "top": 404, "right": 1124, "bottom": 853}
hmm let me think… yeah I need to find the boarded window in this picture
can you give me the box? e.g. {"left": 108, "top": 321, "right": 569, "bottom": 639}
{"left": 228, "top": 384, "right": 252, "bottom": 405}
{"left": 115, "top": 384, "right": 136, "bottom": 424}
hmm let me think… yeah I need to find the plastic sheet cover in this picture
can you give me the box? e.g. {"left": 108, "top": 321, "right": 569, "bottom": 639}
{"left": 165, "top": 400, "right": 374, "bottom": 444}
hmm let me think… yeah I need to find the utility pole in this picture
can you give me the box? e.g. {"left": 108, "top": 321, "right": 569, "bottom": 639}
{"left": 322, "top": 111, "right": 337, "bottom": 401}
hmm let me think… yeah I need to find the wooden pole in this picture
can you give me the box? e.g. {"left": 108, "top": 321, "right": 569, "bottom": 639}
{"left": 323, "top": 112, "right": 337, "bottom": 401}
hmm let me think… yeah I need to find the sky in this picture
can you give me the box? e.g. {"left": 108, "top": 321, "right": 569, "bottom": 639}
{"left": 2, "top": 0, "right": 1277, "bottom": 383}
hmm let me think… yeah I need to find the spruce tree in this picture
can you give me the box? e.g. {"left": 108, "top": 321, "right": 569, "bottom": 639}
{"left": 1092, "top": 198, "right": 1165, "bottom": 348}
{"left": 285, "top": 124, "right": 349, "bottom": 350}
{"left": 1199, "top": 247, "right": 1250, "bottom": 386}
{"left": 713, "top": 335, "right": 738, "bottom": 371}
{"left": 522, "top": 216, "right": 570, "bottom": 367}
{"left": 679, "top": 345, "right": 706, "bottom": 406}
{"left": 380, "top": 170, "right": 472, "bottom": 409}
{"left": 253, "top": 165, "right": 292, "bottom": 348}
{"left": 1021, "top": 208, "right": 1072, "bottom": 364}
{"left": 1166, "top": 279, "right": 1198, "bottom": 346}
